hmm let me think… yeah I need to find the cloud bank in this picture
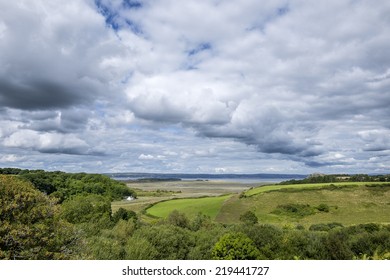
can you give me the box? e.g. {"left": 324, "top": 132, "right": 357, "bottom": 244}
{"left": 0, "top": 0, "right": 389, "bottom": 174}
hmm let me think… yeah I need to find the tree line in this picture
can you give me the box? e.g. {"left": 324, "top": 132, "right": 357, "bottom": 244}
{"left": 279, "top": 173, "right": 390, "bottom": 185}
{"left": 0, "top": 168, "right": 136, "bottom": 201}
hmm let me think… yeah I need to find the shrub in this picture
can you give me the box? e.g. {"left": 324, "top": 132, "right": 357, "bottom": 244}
{"left": 167, "top": 210, "right": 190, "bottom": 229}
{"left": 239, "top": 210, "right": 258, "bottom": 225}
{"left": 212, "top": 232, "right": 262, "bottom": 260}
{"left": 272, "top": 203, "right": 315, "bottom": 217}
{"left": 113, "top": 208, "right": 137, "bottom": 223}
{"left": 309, "top": 223, "right": 344, "bottom": 232}
{"left": 317, "top": 203, "right": 330, "bottom": 212}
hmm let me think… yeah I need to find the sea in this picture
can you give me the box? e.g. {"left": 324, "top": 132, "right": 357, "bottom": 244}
{"left": 106, "top": 173, "right": 307, "bottom": 184}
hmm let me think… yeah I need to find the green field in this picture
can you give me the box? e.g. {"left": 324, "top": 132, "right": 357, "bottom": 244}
{"left": 218, "top": 183, "right": 390, "bottom": 226}
{"left": 244, "top": 181, "right": 390, "bottom": 196}
{"left": 146, "top": 195, "right": 232, "bottom": 219}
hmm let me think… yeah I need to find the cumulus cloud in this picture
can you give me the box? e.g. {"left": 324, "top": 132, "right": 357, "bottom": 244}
{"left": 359, "top": 130, "right": 390, "bottom": 152}
{"left": 119, "top": 0, "right": 390, "bottom": 167}
{"left": 0, "top": 0, "right": 131, "bottom": 111}
{"left": 3, "top": 130, "right": 94, "bottom": 155}
{"left": 0, "top": 0, "right": 390, "bottom": 173}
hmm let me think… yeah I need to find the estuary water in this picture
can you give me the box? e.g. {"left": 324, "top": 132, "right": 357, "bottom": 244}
{"left": 107, "top": 172, "right": 307, "bottom": 184}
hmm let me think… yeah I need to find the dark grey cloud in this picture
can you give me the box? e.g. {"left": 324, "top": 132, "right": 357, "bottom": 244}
{"left": 18, "top": 108, "right": 92, "bottom": 133}
{"left": 0, "top": 78, "right": 95, "bottom": 110}
{"left": 0, "top": 0, "right": 130, "bottom": 111}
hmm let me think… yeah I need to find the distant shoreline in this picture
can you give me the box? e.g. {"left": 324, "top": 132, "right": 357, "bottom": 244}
{"left": 107, "top": 172, "right": 307, "bottom": 183}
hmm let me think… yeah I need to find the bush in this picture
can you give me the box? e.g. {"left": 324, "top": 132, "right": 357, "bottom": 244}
{"left": 241, "top": 224, "right": 283, "bottom": 259}
{"left": 132, "top": 225, "right": 194, "bottom": 259}
{"left": 167, "top": 210, "right": 189, "bottom": 229}
{"left": 113, "top": 208, "right": 137, "bottom": 223}
{"left": 317, "top": 203, "right": 330, "bottom": 212}
{"left": 272, "top": 203, "right": 315, "bottom": 217}
{"left": 309, "top": 223, "right": 344, "bottom": 232}
{"left": 239, "top": 210, "right": 258, "bottom": 225}
{"left": 324, "top": 229, "right": 354, "bottom": 259}
{"left": 212, "top": 232, "right": 262, "bottom": 260}
{"left": 60, "top": 194, "right": 112, "bottom": 224}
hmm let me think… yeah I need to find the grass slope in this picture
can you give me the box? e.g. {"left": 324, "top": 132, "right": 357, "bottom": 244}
{"left": 146, "top": 195, "right": 232, "bottom": 219}
{"left": 218, "top": 183, "right": 390, "bottom": 226}
{"left": 244, "top": 181, "right": 390, "bottom": 196}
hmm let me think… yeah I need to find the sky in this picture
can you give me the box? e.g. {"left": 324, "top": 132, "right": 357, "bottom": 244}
{"left": 0, "top": 0, "right": 390, "bottom": 174}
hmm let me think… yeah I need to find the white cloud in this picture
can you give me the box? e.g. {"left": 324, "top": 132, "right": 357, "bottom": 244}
{"left": 0, "top": 0, "right": 390, "bottom": 174}
{"left": 4, "top": 130, "right": 91, "bottom": 155}
{"left": 138, "top": 154, "right": 155, "bottom": 160}
{"left": 0, "top": 154, "right": 25, "bottom": 163}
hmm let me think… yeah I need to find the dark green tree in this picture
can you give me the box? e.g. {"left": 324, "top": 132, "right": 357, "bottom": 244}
{"left": 241, "top": 224, "right": 283, "bottom": 259}
{"left": 132, "top": 225, "right": 194, "bottom": 259}
{"left": 211, "top": 232, "right": 261, "bottom": 260}
{"left": 0, "top": 175, "right": 79, "bottom": 259}
{"left": 112, "top": 208, "right": 137, "bottom": 223}
{"left": 239, "top": 210, "right": 258, "bottom": 225}
{"left": 167, "top": 210, "right": 189, "bottom": 228}
{"left": 60, "top": 194, "right": 112, "bottom": 224}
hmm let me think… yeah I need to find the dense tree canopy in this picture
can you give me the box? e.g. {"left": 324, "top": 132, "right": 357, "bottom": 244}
{"left": 0, "top": 168, "right": 136, "bottom": 202}
{"left": 0, "top": 175, "right": 79, "bottom": 259}
{"left": 212, "top": 232, "right": 261, "bottom": 260}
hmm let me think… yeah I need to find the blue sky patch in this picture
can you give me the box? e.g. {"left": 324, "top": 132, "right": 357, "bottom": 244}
{"left": 188, "top": 43, "right": 212, "bottom": 56}
{"left": 95, "top": 0, "right": 120, "bottom": 30}
{"left": 122, "top": 0, "right": 142, "bottom": 9}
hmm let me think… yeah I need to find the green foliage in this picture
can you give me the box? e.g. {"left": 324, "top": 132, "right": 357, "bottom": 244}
{"left": 239, "top": 210, "right": 258, "bottom": 225}
{"left": 84, "top": 236, "right": 125, "bottom": 260}
{"left": 212, "top": 232, "right": 261, "bottom": 260}
{"left": 188, "top": 226, "right": 227, "bottom": 259}
{"left": 316, "top": 203, "right": 330, "bottom": 212}
{"left": 0, "top": 168, "right": 31, "bottom": 175}
{"left": 0, "top": 175, "right": 79, "bottom": 259}
{"left": 2, "top": 169, "right": 390, "bottom": 260}
{"left": 309, "top": 223, "right": 344, "bottom": 231}
{"left": 112, "top": 208, "right": 137, "bottom": 223}
{"left": 350, "top": 230, "right": 390, "bottom": 258}
{"left": 167, "top": 210, "right": 190, "bottom": 229}
{"left": 272, "top": 203, "right": 315, "bottom": 218}
{"left": 13, "top": 169, "right": 137, "bottom": 202}
{"left": 132, "top": 225, "right": 194, "bottom": 259}
{"left": 105, "top": 219, "right": 137, "bottom": 244}
{"left": 280, "top": 173, "right": 390, "bottom": 185}
{"left": 124, "top": 236, "right": 159, "bottom": 259}
{"left": 59, "top": 193, "right": 116, "bottom": 236}
{"left": 239, "top": 224, "right": 282, "bottom": 259}
{"left": 190, "top": 212, "right": 213, "bottom": 231}
{"left": 324, "top": 229, "right": 354, "bottom": 259}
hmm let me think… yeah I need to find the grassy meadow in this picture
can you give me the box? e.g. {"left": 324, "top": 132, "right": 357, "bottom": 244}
{"left": 113, "top": 180, "right": 390, "bottom": 227}
{"left": 244, "top": 181, "right": 390, "bottom": 196}
{"left": 146, "top": 195, "right": 232, "bottom": 219}
{"left": 218, "top": 183, "right": 390, "bottom": 226}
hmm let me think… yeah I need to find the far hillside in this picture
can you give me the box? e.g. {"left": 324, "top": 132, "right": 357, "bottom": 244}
{"left": 142, "top": 175, "right": 390, "bottom": 227}
{"left": 218, "top": 181, "right": 390, "bottom": 226}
